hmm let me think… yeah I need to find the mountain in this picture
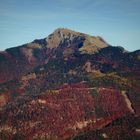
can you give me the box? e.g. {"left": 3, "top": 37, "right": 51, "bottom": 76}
{"left": 0, "top": 28, "right": 109, "bottom": 83}
{"left": 0, "top": 28, "right": 140, "bottom": 140}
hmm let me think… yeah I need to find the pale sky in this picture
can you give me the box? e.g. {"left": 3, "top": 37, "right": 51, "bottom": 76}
{"left": 0, "top": 0, "right": 140, "bottom": 51}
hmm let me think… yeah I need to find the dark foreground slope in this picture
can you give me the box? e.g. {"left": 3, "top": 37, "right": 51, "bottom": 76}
{"left": 0, "top": 28, "right": 140, "bottom": 140}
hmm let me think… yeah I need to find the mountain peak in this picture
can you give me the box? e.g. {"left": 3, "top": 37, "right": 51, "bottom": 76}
{"left": 45, "top": 28, "right": 109, "bottom": 53}
{"left": 54, "top": 28, "right": 77, "bottom": 34}
{"left": 51, "top": 28, "right": 85, "bottom": 38}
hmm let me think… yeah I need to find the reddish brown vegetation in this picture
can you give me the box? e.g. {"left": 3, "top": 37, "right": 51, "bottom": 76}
{"left": 0, "top": 83, "right": 134, "bottom": 140}
{"left": 98, "top": 88, "right": 132, "bottom": 119}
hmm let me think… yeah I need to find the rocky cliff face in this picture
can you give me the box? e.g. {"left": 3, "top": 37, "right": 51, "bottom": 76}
{"left": 0, "top": 28, "right": 140, "bottom": 140}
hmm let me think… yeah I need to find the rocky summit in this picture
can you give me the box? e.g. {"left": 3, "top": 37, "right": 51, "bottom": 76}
{"left": 0, "top": 28, "right": 140, "bottom": 140}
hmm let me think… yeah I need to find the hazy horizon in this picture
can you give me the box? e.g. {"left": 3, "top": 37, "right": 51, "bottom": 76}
{"left": 0, "top": 0, "right": 140, "bottom": 51}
